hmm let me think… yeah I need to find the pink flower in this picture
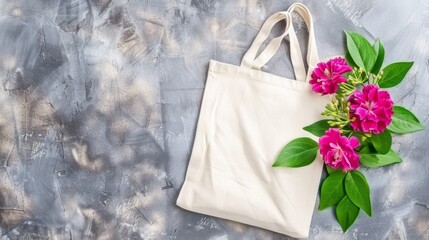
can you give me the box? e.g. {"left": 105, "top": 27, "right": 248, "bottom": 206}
{"left": 348, "top": 84, "right": 394, "bottom": 134}
{"left": 319, "top": 128, "right": 360, "bottom": 172}
{"left": 309, "top": 57, "right": 352, "bottom": 95}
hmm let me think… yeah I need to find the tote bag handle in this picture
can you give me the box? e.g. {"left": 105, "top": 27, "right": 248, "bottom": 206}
{"left": 287, "top": 3, "right": 320, "bottom": 82}
{"left": 240, "top": 12, "right": 291, "bottom": 70}
{"left": 240, "top": 3, "right": 319, "bottom": 83}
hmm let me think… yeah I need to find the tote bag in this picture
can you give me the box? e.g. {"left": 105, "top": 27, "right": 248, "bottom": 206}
{"left": 177, "top": 3, "right": 330, "bottom": 238}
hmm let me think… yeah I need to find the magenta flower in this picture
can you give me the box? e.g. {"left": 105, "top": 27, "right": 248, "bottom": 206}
{"left": 309, "top": 57, "right": 352, "bottom": 95}
{"left": 319, "top": 128, "right": 360, "bottom": 172}
{"left": 348, "top": 84, "right": 394, "bottom": 134}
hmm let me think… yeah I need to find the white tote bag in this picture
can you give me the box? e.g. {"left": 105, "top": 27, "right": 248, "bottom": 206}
{"left": 177, "top": 3, "right": 330, "bottom": 238}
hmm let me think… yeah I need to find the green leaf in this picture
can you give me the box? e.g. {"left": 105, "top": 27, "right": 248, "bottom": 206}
{"left": 272, "top": 138, "right": 319, "bottom": 167}
{"left": 358, "top": 143, "right": 376, "bottom": 154}
{"left": 388, "top": 106, "right": 425, "bottom": 134}
{"left": 345, "top": 170, "right": 372, "bottom": 216}
{"left": 342, "top": 123, "right": 353, "bottom": 132}
{"left": 326, "top": 165, "right": 341, "bottom": 175}
{"left": 345, "top": 51, "right": 358, "bottom": 69}
{"left": 360, "top": 150, "right": 402, "bottom": 168}
{"left": 378, "top": 62, "right": 413, "bottom": 88}
{"left": 336, "top": 195, "right": 360, "bottom": 232}
{"left": 371, "top": 38, "right": 385, "bottom": 75}
{"left": 303, "top": 120, "right": 331, "bottom": 137}
{"left": 370, "top": 130, "right": 392, "bottom": 154}
{"left": 344, "top": 31, "right": 377, "bottom": 72}
{"left": 319, "top": 172, "right": 346, "bottom": 210}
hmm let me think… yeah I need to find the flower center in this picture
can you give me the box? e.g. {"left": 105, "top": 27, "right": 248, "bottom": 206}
{"left": 330, "top": 143, "right": 344, "bottom": 162}
{"left": 365, "top": 101, "right": 375, "bottom": 110}
{"left": 324, "top": 68, "right": 332, "bottom": 78}
{"left": 330, "top": 143, "right": 352, "bottom": 169}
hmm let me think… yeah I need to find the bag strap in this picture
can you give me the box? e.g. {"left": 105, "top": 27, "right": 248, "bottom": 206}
{"left": 240, "top": 12, "right": 291, "bottom": 70}
{"left": 240, "top": 3, "right": 319, "bottom": 83}
{"left": 287, "top": 3, "right": 319, "bottom": 82}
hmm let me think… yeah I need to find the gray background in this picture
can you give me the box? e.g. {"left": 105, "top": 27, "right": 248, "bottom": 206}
{"left": 0, "top": 0, "right": 428, "bottom": 239}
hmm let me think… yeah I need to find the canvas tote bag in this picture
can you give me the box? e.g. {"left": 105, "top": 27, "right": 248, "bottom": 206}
{"left": 177, "top": 3, "right": 330, "bottom": 238}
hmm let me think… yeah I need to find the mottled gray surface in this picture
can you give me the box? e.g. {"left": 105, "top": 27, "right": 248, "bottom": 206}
{"left": 0, "top": 0, "right": 428, "bottom": 239}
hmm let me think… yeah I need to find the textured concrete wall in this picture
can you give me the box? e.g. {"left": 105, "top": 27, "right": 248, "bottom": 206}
{"left": 0, "top": 0, "right": 427, "bottom": 239}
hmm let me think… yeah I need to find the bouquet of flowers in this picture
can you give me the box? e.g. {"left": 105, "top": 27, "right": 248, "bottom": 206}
{"left": 272, "top": 31, "right": 424, "bottom": 231}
